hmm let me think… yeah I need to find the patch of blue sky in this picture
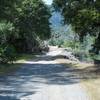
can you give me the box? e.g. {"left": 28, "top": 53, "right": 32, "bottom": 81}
{"left": 42, "top": 0, "right": 53, "bottom": 5}
{"left": 50, "top": 11, "right": 64, "bottom": 29}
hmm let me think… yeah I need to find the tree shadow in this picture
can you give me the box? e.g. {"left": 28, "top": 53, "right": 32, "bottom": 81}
{"left": 24, "top": 55, "right": 67, "bottom": 62}
{"left": 0, "top": 55, "right": 100, "bottom": 99}
{"left": 0, "top": 95, "right": 19, "bottom": 100}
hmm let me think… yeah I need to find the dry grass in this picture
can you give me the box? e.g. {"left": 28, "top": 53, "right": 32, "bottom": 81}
{"left": 83, "top": 79, "right": 100, "bottom": 100}
{"left": 57, "top": 58, "right": 100, "bottom": 100}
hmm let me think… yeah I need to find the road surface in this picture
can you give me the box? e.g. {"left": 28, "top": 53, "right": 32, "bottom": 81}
{"left": 0, "top": 47, "right": 90, "bottom": 100}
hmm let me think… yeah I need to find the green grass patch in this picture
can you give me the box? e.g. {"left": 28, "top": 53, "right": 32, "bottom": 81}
{"left": 16, "top": 54, "right": 36, "bottom": 63}
{"left": 18, "top": 54, "right": 35, "bottom": 60}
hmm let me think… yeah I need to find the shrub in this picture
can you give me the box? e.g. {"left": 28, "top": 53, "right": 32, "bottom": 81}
{"left": 0, "top": 45, "right": 17, "bottom": 63}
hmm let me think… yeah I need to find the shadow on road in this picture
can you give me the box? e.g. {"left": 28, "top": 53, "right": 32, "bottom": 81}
{"left": 0, "top": 55, "right": 100, "bottom": 99}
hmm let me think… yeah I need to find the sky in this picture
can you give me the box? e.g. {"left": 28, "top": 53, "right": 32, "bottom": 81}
{"left": 42, "top": 0, "right": 70, "bottom": 41}
{"left": 42, "top": 0, "right": 63, "bottom": 30}
{"left": 43, "top": 0, "right": 68, "bottom": 35}
{"left": 42, "top": 0, "right": 53, "bottom": 5}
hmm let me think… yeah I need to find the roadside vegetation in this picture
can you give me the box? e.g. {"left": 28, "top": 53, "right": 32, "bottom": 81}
{"left": 52, "top": 0, "right": 100, "bottom": 99}
{"left": 0, "top": 0, "right": 51, "bottom": 64}
{"left": 53, "top": 0, "right": 100, "bottom": 54}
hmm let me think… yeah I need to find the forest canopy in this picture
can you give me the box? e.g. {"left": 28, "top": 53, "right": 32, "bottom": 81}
{"left": 53, "top": 0, "right": 100, "bottom": 54}
{"left": 0, "top": 0, "right": 51, "bottom": 63}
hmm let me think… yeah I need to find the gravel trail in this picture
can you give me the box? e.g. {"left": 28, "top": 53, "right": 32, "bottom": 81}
{"left": 0, "top": 47, "right": 90, "bottom": 100}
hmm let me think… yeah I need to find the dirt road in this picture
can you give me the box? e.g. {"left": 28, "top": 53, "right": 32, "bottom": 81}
{"left": 0, "top": 47, "right": 90, "bottom": 100}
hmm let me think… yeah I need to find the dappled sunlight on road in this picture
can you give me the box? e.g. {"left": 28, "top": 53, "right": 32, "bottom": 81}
{"left": 0, "top": 47, "right": 93, "bottom": 100}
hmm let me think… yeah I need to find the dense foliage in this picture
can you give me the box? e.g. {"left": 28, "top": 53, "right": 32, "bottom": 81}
{"left": 0, "top": 0, "right": 51, "bottom": 63}
{"left": 53, "top": 0, "right": 100, "bottom": 54}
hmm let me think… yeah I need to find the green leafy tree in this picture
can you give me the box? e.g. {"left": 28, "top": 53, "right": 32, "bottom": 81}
{"left": 0, "top": 0, "right": 51, "bottom": 50}
{"left": 15, "top": 0, "right": 51, "bottom": 52}
{"left": 0, "top": 0, "right": 51, "bottom": 63}
{"left": 53, "top": 0, "right": 100, "bottom": 54}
